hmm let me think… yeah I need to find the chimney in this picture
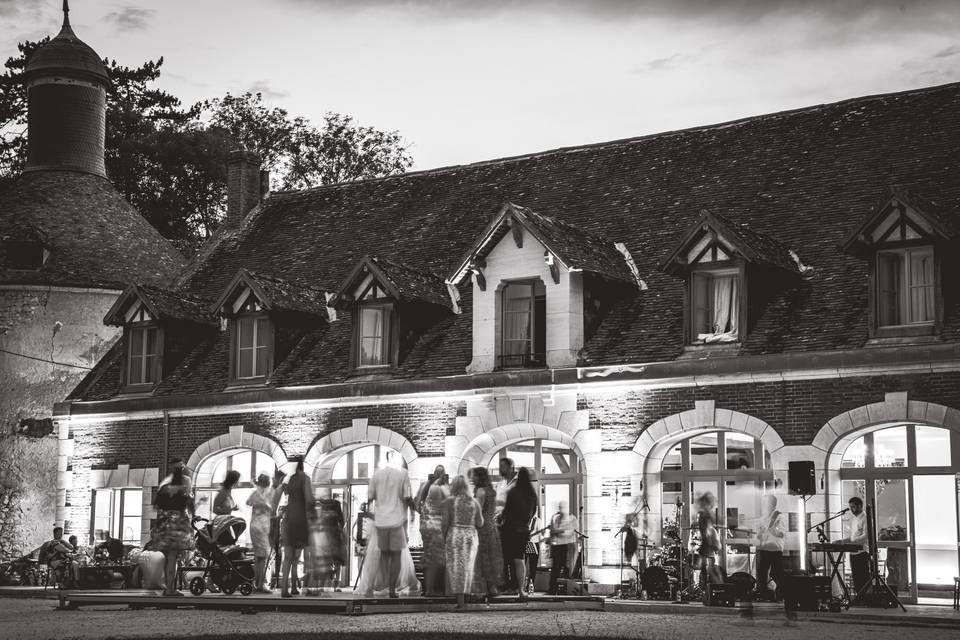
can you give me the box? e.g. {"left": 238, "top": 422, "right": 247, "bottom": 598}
{"left": 226, "top": 150, "right": 268, "bottom": 228}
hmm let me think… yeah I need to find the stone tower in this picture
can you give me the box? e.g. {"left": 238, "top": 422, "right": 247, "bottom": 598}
{"left": 23, "top": 1, "right": 110, "bottom": 177}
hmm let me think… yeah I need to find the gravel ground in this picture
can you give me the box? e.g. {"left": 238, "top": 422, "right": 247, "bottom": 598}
{"left": 1, "top": 597, "right": 957, "bottom": 640}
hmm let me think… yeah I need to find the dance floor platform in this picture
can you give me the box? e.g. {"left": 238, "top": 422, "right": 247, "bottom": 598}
{"left": 57, "top": 589, "right": 606, "bottom": 615}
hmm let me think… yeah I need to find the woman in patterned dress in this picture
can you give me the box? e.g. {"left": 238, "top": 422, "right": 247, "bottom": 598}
{"left": 246, "top": 473, "right": 282, "bottom": 592}
{"left": 470, "top": 467, "right": 502, "bottom": 598}
{"left": 152, "top": 465, "right": 194, "bottom": 596}
{"left": 442, "top": 475, "right": 483, "bottom": 609}
{"left": 417, "top": 468, "right": 448, "bottom": 595}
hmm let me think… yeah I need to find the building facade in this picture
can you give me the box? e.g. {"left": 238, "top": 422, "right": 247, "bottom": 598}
{"left": 0, "top": 6, "right": 184, "bottom": 558}
{"left": 56, "top": 82, "right": 960, "bottom": 602}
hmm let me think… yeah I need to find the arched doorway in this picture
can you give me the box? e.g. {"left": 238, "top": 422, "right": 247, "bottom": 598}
{"left": 486, "top": 438, "right": 585, "bottom": 567}
{"left": 311, "top": 443, "right": 407, "bottom": 586}
{"left": 193, "top": 447, "right": 279, "bottom": 547}
{"left": 659, "top": 430, "right": 774, "bottom": 575}
{"left": 833, "top": 422, "right": 959, "bottom": 603}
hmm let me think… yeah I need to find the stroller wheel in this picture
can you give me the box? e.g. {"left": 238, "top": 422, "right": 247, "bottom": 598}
{"left": 189, "top": 577, "right": 205, "bottom": 596}
{"left": 221, "top": 584, "right": 237, "bottom": 595}
{"left": 239, "top": 583, "right": 253, "bottom": 596}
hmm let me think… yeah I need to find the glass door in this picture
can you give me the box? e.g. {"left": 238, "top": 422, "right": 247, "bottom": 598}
{"left": 913, "top": 475, "right": 958, "bottom": 602}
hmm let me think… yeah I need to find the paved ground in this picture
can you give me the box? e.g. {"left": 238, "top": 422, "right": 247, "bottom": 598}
{"left": 2, "top": 597, "right": 960, "bottom": 640}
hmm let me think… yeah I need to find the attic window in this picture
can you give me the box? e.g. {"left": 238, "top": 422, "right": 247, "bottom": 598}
{"left": 123, "top": 302, "right": 162, "bottom": 389}
{"left": 690, "top": 268, "right": 741, "bottom": 344}
{"left": 877, "top": 248, "right": 934, "bottom": 328}
{"left": 3, "top": 240, "right": 45, "bottom": 270}
{"left": 353, "top": 278, "right": 395, "bottom": 369}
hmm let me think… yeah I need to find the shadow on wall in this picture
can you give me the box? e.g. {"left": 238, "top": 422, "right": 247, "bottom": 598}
{"left": 0, "top": 432, "right": 58, "bottom": 562}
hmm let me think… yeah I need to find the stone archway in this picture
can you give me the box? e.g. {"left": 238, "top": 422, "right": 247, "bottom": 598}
{"left": 185, "top": 425, "right": 288, "bottom": 478}
{"left": 303, "top": 419, "right": 418, "bottom": 482}
{"left": 454, "top": 423, "right": 593, "bottom": 475}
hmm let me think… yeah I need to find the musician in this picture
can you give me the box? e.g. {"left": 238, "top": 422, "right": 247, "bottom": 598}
{"left": 754, "top": 495, "right": 785, "bottom": 600}
{"left": 835, "top": 496, "right": 869, "bottom": 592}
{"left": 695, "top": 492, "right": 724, "bottom": 585}
{"left": 548, "top": 501, "right": 579, "bottom": 594}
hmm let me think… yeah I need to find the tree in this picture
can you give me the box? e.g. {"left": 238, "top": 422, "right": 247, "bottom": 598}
{"left": 0, "top": 44, "right": 415, "bottom": 242}
{"left": 204, "top": 92, "right": 413, "bottom": 190}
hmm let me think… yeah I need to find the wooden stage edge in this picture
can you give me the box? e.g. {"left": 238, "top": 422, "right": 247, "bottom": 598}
{"left": 58, "top": 590, "right": 605, "bottom": 615}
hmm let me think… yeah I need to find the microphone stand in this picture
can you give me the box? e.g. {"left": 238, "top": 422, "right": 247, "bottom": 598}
{"left": 807, "top": 510, "right": 847, "bottom": 538}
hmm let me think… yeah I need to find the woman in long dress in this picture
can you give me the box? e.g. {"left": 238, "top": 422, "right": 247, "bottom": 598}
{"left": 246, "top": 473, "right": 281, "bottom": 593}
{"left": 470, "top": 467, "right": 502, "bottom": 598}
{"left": 501, "top": 467, "right": 537, "bottom": 601}
{"left": 442, "top": 474, "right": 483, "bottom": 609}
{"left": 418, "top": 468, "right": 449, "bottom": 595}
{"left": 152, "top": 465, "right": 194, "bottom": 597}
{"left": 354, "top": 506, "right": 420, "bottom": 596}
{"left": 280, "top": 457, "right": 314, "bottom": 598}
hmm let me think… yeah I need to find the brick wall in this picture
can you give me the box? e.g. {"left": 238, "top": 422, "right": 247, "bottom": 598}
{"left": 585, "top": 371, "right": 960, "bottom": 450}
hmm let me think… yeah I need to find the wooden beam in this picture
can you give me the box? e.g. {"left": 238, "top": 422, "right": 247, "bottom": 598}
{"left": 549, "top": 260, "right": 560, "bottom": 284}
{"left": 511, "top": 221, "right": 523, "bottom": 248}
{"left": 470, "top": 262, "right": 486, "bottom": 291}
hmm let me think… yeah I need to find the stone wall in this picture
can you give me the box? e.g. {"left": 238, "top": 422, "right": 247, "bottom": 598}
{"left": 0, "top": 432, "right": 58, "bottom": 561}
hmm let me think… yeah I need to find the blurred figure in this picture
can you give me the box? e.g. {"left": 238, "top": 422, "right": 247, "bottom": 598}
{"left": 501, "top": 467, "right": 538, "bottom": 601}
{"left": 366, "top": 450, "right": 414, "bottom": 598}
{"left": 548, "top": 500, "right": 578, "bottom": 594}
{"left": 246, "top": 471, "right": 283, "bottom": 593}
{"left": 494, "top": 457, "right": 517, "bottom": 593}
{"left": 442, "top": 475, "right": 483, "bottom": 609}
{"left": 754, "top": 494, "right": 784, "bottom": 600}
{"left": 470, "top": 466, "right": 502, "bottom": 598}
{"left": 696, "top": 492, "right": 724, "bottom": 586}
{"left": 835, "top": 496, "right": 869, "bottom": 592}
{"left": 213, "top": 470, "right": 241, "bottom": 516}
{"left": 281, "top": 457, "right": 315, "bottom": 597}
{"left": 152, "top": 464, "right": 195, "bottom": 596}
{"left": 417, "top": 467, "right": 449, "bottom": 596}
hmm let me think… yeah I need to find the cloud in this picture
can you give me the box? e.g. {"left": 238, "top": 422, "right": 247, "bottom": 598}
{"left": 899, "top": 43, "right": 960, "bottom": 85}
{"left": 0, "top": 0, "right": 44, "bottom": 19}
{"left": 103, "top": 5, "right": 155, "bottom": 32}
{"left": 248, "top": 80, "right": 290, "bottom": 100}
{"left": 635, "top": 53, "right": 686, "bottom": 74}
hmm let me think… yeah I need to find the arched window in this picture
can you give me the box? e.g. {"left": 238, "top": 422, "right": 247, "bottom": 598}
{"left": 838, "top": 423, "right": 958, "bottom": 604}
{"left": 312, "top": 443, "right": 406, "bottom": 586}
{"left": 660, "top": 431, "right": 773, "bottom": 574}
{"left": 193, "top": 448, "right": 278, "bottom": 546}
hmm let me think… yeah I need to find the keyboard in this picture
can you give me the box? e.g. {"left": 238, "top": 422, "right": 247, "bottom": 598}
{"left": 810, "top": 543, "right": 863, "bottom": 553}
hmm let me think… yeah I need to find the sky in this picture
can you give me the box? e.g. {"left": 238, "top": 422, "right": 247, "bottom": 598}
{"left": 2, "top": 0, "right": 960, "bottom": 171}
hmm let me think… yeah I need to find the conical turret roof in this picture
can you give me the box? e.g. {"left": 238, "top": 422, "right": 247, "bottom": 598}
{"left": 24, "top": 2, "right": 109, "bottom": 86}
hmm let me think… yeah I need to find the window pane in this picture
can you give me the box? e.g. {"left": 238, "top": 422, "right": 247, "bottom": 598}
{"left": 662, "top": 442, "right": 682, "bottom": 471}
{"left": 238, "top": 317, "right": 254, "bottom": 349}
{"left": 143, "top": 354, "right": 157, "bottom": 383}
{"left": 254, "top": 451, "right": 275, "bottom": 479}
{"left": 212, "top": 457, "right": 228, "bottom": 486}
{"left": 232, "top": 451, "right": 252, "bottom": 484}
{"left": 689, "top": 433, "right": 719, "bottom": 471}
{"left": 725, "top": 432, "right": 756, "bottom": 470}
{"left": 691, "top": 273, "right": 709, "bottom": 337}
{"left": 908, "top": 251, "right": 934, "bottom": 323}
{"left": 128, "top": 355, "right": 143, "bottom": 384}
{"left": 913, "top": 475, "right": 958, "bottom": 586}
{"left": 875, "top": 478, "right": 909, "bottom": 541}
{"left": 93, "top": 489, "right": 112, "bottom": 541}
{"left": 353, "top": 445, "right": 376, "bottom": 479}
{"left": 255, "top": 318, "right": 271, "bottom": 348}
{"left": 503, "top": 283, "right": 533, "bottom": 356}
{"left": 841, "top": 436, "right": 866, "bottom": 469}
{"left": 238, "top": 345, "right": 253, "bottom": 378}
{"left": 124, "top": 489, "right": 142, "bottom": 517}
{"left": 710, "top": 275, "right": 738, "bottom": 335}
{"left": 359, "top": 307, "right": 384, "bottom": 365}
{"left": 504, "top": 444, "right": 535, "bottom": 472}
{"left": 112, "top": 491, "right": 122, "bottom": 538}
{"left": 877, "top": 253, "right": 901, "bottom": 326}
{"left": 541, "top": 441, "right": 572, "bottom": 475}
{"left": 873, "top": 426, "right": 907, "bottom": 468}
{"left": 255, "top": 344, "right": 269, "bottom": 377}
{"left": 916, "top": 425, "right": 951, "bottom": 467}
{"left": 145, "top": 328, "right": 158, "bottom": 356}
{"left": 332, "top": 454, "right": 349, "bottom": 481}
{"left": 129, "top": 327, "right": 144, "bottom": 357}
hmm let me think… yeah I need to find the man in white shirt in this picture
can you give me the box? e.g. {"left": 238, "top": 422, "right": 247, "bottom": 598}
{"left": 493, "top": 457, "right": 517, "bottom": 592}
{"left": 548, "top": 501, "right": 579, "bottom": 594}
{"left": 837, "top": 496, "right": 869, "bottom": 592}
{"left": 367, "top": 451, "right": 413, "bottom": 598}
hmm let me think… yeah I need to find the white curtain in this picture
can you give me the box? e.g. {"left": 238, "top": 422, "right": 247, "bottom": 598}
{"left": 704, "top": 276, "right": 738, "bottom": 343}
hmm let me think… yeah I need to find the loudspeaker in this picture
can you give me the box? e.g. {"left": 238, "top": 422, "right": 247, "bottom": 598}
{"left": 703, "top": 582, "right": 737, "bottom": 607}
{"left": 788, "top": 460, "right": 816, "bottom": 495}
{"left": 783, "top": 575, "right": 831, "bottom": 611}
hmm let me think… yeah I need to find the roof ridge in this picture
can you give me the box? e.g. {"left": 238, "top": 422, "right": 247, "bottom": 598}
{"left": 267, "top": 81, "right": 960, "bottom": 199}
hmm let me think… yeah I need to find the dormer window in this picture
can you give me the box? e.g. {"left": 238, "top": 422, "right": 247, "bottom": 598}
{"left": 2, "top": 239, "right": 47, "bottom": 271}
{"left": 123, "top": 304, "right": 161, "bottom": 389}
{"left": 690, "top": 267, "right": 741, "bottom": 344}
{"left": 661, "top": 209, "right": 804, "bottom": 349}
{"left": 232, "top": 296, "right": 273, "bottom": 382}
{"left": 355, "top": 280, "right": 395, "bottom": 369}
{"left": 877, "top": 248, "right": 934, "bottom": 327}
{"left": 499, "top": 279, "right": 546, "bottom": 369}
{"left": 841, "top": 190, "right": 954, "bottom": 340}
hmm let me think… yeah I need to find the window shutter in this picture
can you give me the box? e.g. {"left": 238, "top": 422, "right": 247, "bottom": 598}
{"left": 255, "top": 317, "right": 273, "bottom": 376}
{"left": 691, "top": 273, "right": 709, "bottom": 339}
{"left": 237, "top": 316, "right": 255, "bottom": 378}
{"left": 128, "top": 327, "right": 144, "bottom": 384}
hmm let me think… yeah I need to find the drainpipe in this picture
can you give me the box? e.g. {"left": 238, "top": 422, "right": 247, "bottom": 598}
{"left": 162, "top": 410, "right": 170, "bottom": 479}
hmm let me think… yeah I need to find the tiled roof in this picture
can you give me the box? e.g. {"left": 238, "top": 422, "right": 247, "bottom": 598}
{"left": 333, "top": 255, "right": 451, "bottom": 309}
{"left": 0, "top": 172, "right": 185, "bottom": 289}
{"left": 449, "top": 203, "right": 637, "bottom": 285}
{"left": 104, "top": 285, "right": 215, "bottom": 327}
{"left": 73, "top": 82, "right": 960, "bottom": 400}
{"left": 212, "top": 269, "right": 330, "bottom": 319}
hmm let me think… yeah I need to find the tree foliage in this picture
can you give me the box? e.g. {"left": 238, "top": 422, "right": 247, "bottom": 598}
{"left": 0, "top": 43, "right": 414, "bottom": 243}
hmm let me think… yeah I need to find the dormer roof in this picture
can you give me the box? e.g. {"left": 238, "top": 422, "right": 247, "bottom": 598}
{"left": 212, "top": 268, "right": 330, "bottom": 319}
{"left": 840, "top": 188, "right": 957, "bottom": 256}
{"left": 104, "top": 284, "right": 216, "bottom": 327}
{"left": 448, "top": 202, "right": 637, "bottom": 286}
{"left": 332, "top": 255, "right": 451, "bottom": 310}
{"left": 660, "top": 209, "right": 802, "bottom": 276}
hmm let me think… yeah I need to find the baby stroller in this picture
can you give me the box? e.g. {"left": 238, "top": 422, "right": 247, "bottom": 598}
{"left": 187, "top": 515, "right": 255, "bottom": 596}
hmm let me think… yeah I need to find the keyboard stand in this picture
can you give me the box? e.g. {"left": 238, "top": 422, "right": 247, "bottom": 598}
{"left": 818, "top": 550, "right": 851, "bottom": 609}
